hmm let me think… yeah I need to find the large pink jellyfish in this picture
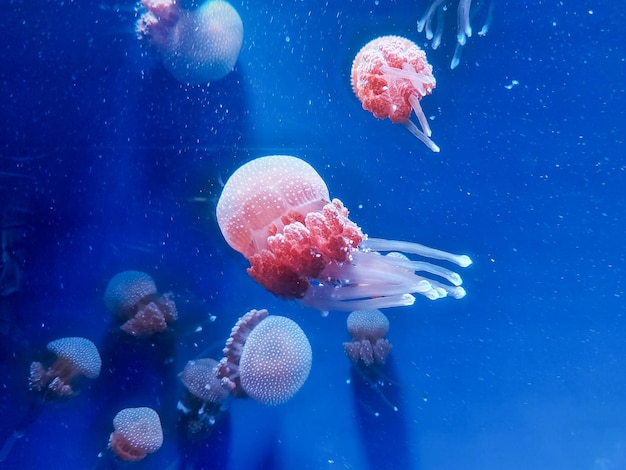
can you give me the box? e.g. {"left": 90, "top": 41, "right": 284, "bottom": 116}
{"left": 136, "top": 0, "right": 243, "bottom": 85}
{"left": 343, "top": 309, "right": 392, "bottom": 366}
{"left": 417, "top": 0, "right": 495, "bottom": 69}
{"left": 216, "top": 155, "right": 472, "bottom": 314}
{"left": 29, "top": 337, "right": 102, "bottom": 397}
{"left": 217, "top": 309, "right": 312, "bottom": 406}
{"left": 351, "top": 35, "right": 439, "bottom": 152}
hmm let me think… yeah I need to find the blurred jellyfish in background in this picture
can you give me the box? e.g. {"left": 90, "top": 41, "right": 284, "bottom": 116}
{"left": 216, "top": 156, "right": 472, "bottom": 315}
{"left": 351, "top": 35, "right": 439, "bottom": 152}
{"left": 104, "top": 270, "right": 178, "bottom": 337}
{"left": 217, "top": 309, "right": 313, "bottom": 406}
{"left": 108, "top": 407, "right": 163, "bottom": 462}
{"left": 417, "top": 0, "right": 495, "bottom": 69}
{"left": 343, "top": 310, "right": 400, "bottom": 414}
{"left": 136, "top": 0, "right": 244, "bottom": 84}
{"left": 178, "top": 358, "right": 229, "bottom": 437}
{"left": 343, "top": 309, "right": 392, "bottom": 367}
{"left": 29, "top": 337, "right": 102, "bottom": 397}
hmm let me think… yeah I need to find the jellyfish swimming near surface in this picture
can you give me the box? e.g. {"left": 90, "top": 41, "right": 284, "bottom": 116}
{"left": 215, "top": 155, "right": 472, "bottom": 315}
{"left": 136, "top": 0, "right": 244, "bottom": 85}
{"left": 417, "top": 0, "right": 495, "bottom": 69}
{"left": 351, "top": 35, "right": 439, "bottom": 152}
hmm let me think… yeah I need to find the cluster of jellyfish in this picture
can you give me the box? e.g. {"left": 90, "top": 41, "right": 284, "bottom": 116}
{"left": 18, "top": 0, "right": 484, "bottom": 463}
{"left": 26, "top": 271, "right": 314, "bottom": 463}
{"left": 136, "top": 0, "right": 244, "bottom": 85}
{"left": 135, "top": 0, "right": 492, "bottom": 152}
{"left": 22, "top": 154, "right": 472, "bottom": 464}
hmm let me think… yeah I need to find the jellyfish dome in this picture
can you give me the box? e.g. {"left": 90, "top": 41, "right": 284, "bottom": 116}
{"left": 29, "top": 337, "right": 102, "bottom": 397}
{"left": 351, "top": 35, "right": 439, "bottom": 152}
{"left": 343, "top": 309, "right": 392, "bottom": 366}
{"left": 136, "top": 0, "right": 244, "bottom": 85}
{"left": 178, "top": 358, "right": 228, "bottom": 436}
{"left": 217, "top": 309, "right": 312, "bottom": 406}
{"left": 108, "top": 407, "right": 163, "bottom": 462}
{"left": 216, "top": 155, "right": 472, "bottom": 314}
{"left": 104, "top": 270, "right": 178, "bottom": 337}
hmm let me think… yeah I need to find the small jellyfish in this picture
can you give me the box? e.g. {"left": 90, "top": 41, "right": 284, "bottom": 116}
{"left": 29, "top": 337, "right": 101, "bottom": 397}
{"left": 104, "top": 270, "right": 178, "bottom": 337}
{"left": 217, "top": 309, "right": 312, "bottom": 406}
{"left": 343, "top": 309, "right": 392, "bottom": 366}
{"left": 136, "top": 0, "right": 244, "bottom": 84}
{"left": 178, "top": 358, "right": 229, "bottom": 436}
{"left": 351, "top": 35, "right": 439, "bottom": 152}
{"left": 108, "top": 407, "right": 163, "bottom": 462}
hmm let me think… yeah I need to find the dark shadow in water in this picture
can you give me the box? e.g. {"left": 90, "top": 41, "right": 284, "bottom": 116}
{"left": 175, "top": 405, "right": 232, "bottom": 470}
{"left": 350, "top": 355, "right": 417, "bottom": 470}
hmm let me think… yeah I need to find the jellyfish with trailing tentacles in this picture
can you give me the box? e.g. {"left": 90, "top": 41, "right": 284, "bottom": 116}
{"left": 417, "top": 0, "right": 495, "bottom": 69}
{"left": 136, "top": 0, "right": 243, "bottom": 84}
{"left": 351, "top": 35, "right": 439, "bottom": 152}
{"left": 216, "top": 156, "right": 472, "bottom": 315}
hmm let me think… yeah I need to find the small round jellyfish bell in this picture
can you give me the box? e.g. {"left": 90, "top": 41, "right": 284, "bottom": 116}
{"left": 136, "top": 0, "right": 244, "bottom": 84}
{"left": 343, "top": 309, "right": 392, "bottom": 366}
{"left": 179, "top": 358, "right": 229, "bottom": 406}
{"left": 217, "top": 309, "right": 312, "bottom": 406}
{"left": 29, "top": 337, "right": 102, "bottom": 397}
{"left": 351, "top": 35, "right": 439, "bottom": 152}
{"left": 104, "top": 270, "right": 178, "bottom": 337}
{"left": 178, "top": 358, "right": 229, "bottom": 434}
{"left": 109, "top": 407, "right": 163, "bottom": 462}
{"left": 215, "top": 155, "right": 472, "bottom": 314}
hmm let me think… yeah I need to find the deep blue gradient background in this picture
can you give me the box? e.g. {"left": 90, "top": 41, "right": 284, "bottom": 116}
{"left": 1, "top": 0, "right": 625, "bottom": 469}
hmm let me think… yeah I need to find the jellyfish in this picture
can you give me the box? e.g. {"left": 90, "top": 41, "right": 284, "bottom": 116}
{"left": 108, "top": 407, "right": 163, "bottom": 462}
{"left": 343, "top": 309, "right": 392, "bottom": 366}
{"left": 104, "top": 270, "right": 178, "bottom": 337}
{"left": 216, "top": 155, "right": 472, "bottom": 315}
{"left": 136, "top": 0, "right": 244, "bottom": 85}
{"left": 29, "top": 337, "right": 102, "bottom": 397}
{"left": 178, "top": 358, "right": 229, "bottom": 435}
{"left": 417, "top": 0, "right": 495, "bottom": 69}
{"left": 217, "top": 309, "right": 312, "bottom": 406}
{"left": 351, "top": 35, "right": 439, "bottom": 152}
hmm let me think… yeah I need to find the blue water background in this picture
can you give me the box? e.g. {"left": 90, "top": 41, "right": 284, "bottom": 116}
{"left": 1, "top": 0, "right": 625, "bottom": 469}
